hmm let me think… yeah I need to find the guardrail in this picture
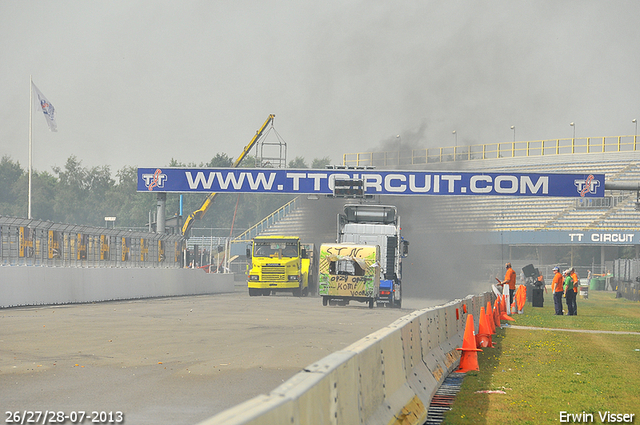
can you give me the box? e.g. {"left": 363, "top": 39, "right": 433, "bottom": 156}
{"left": 343, "top": 135, "right": 639, "bottom": 167}
{"left": 198, "top": 291, "right": 493, "bottom": 425}
{"left": 185, "top": 236, "right": 229, "bottom": 250}
{"left": 0, "top": 216, "right": 183, "bottom": 268}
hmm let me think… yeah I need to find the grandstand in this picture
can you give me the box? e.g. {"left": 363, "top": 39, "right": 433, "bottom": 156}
{"left": 224, "top": 140, "right": 640, "bottom": 294}
{"left": 226, "top": 140, "right": 640, "bottom": 281}
{"left": 234, "top": 195, "right": 343, "bottom": 243}
{"left": 332, "top": 136, "right": 640, "bottom": 234}
{"left": 235, "top": 151, "right": 640, "bottom": 239}
{"left": 405, "top": 153, "right": 640, "bottom": 233}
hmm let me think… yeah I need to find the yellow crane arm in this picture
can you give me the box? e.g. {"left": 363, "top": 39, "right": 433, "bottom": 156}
{"left": 181, "top": 114, "right": 275, "bottom": 236}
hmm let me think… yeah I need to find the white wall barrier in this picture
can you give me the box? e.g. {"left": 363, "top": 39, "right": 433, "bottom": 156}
{"left": 198, "top": 292, "right": 493, "bottom": 425}
{"left": 0, "top": 267, "right": 235, "bottom": 308}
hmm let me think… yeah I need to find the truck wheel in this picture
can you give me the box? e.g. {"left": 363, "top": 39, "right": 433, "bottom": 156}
{"left": 302, "top": 286, "right": 309, "bottom": 297}
{"left": 262, "top": 289, "right": 271, "bottom": 296}
{"left": 292, "top": 287, "right": 302, "bottom": 297}
{"left": 322, "top": 297, "right": 328, "bottom": 306}
{"left": 368, "top": 299, "right": 374, "bottom": 309}
{"left": 248, "top": 288, "right": 259, "bottom": 297}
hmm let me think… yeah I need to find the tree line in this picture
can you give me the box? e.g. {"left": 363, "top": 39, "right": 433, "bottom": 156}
{"left": 0, "top": 154, "right": 331, "bottom": 236}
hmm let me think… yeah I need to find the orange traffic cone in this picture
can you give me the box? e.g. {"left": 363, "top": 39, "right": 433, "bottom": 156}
{"left": 517, "top": 284, "right": 526, "bottom": 314}
{"left": 486, "top": 301, "right": 496, "bottom": 335}
{"left": 500, "top": 297, "right": 515, "bottom": 322}
{"left": 456, "top": 314, "right": 482, "bottom": 372}
{"left": 497, "top": 296, "right": 514, "bottom": 323}
{"left": 475, "top": 307, "right": 494, "bottom": 348}
{"left": 493, "top": 299, "right": 500, "bottom": 328}
{"left": 500, "top": 310, "right": 515, "bottom": 322}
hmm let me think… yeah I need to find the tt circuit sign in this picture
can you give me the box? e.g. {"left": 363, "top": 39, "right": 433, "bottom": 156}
{"left": 137, "top": 168, "right": 605, "bottom": 198}
{"left": 485, "top": 231, "right": 638, "bottom": 246}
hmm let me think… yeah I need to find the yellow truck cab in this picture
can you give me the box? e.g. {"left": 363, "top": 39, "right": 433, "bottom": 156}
{"left": 247, "top": 236, "right": 310, "bottom": 297}
{"left": 318, "top": 243, "right": 380, "bottom": 308}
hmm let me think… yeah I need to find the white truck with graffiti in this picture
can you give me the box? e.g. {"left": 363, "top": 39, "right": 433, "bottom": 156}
{"left": 318, "top": 243, "right": 380, "bottom": 309}
{"left": 337, "top": 204, "right": 408, "bottom": 308}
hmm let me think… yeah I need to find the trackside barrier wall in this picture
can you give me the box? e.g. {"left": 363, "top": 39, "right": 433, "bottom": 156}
{"left": 0, "top": 216, "right": 184, "bottom": 268}
{"left": 0, "top": 267, "right": 234, "bottom": 308}
{"left": 198, "top": 291, "right": 493, "bottom": 425}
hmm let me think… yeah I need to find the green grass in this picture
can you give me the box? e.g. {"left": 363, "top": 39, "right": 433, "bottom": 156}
{"left": 443, "top": 291, "right": 640, "bottom": 424}
{"left": 514, "top": 291, "right": 640, "bottom": 332}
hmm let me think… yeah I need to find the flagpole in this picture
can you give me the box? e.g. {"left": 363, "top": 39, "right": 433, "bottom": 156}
{"left": 28, "top": 75, "right": 33, "bottom": 219}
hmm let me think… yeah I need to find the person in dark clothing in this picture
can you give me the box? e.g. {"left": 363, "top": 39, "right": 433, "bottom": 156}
{"left": 564, "top": 269, "right": 577, "bottom": 316}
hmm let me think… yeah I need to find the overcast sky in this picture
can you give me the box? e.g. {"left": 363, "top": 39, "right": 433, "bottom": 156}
{"left": 2, "top": 1, "right": 640, "bottom": 174}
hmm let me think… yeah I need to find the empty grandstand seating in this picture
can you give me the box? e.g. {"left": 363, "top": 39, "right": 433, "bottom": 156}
{"left": 407, "top": 154, "right": 640, "bottom": 233}
{"left": 238, "top": 153, "right": 640, "bottom": 240}
{"left": 234, "top": 196, "right": 344, "bottom": 244}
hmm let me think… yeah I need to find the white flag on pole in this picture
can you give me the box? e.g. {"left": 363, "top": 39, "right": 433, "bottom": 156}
{"left": 32, "top": 82, "right": 57, "bottom": 132}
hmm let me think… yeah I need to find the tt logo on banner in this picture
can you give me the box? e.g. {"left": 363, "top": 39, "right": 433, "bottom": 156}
{"left": 574, "top": 175, "right": 599, "bottom": 197}
{"left": 142, "top": 169, "right": 168, "bottom": 191}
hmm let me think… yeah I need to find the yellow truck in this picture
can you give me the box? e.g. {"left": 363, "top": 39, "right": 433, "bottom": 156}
{"left": 318, "top": 243, "right": 380, "bottom": 309}
{"left": 246, "top": 235, "right": 312, "bottom": 296}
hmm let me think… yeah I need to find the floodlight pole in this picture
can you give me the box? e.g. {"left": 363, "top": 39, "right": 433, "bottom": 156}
{"left": 28, "top": 75, "right": 33, "bottom": 219}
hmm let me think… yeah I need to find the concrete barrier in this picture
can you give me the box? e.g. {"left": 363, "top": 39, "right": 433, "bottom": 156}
{"left": 0, "top": 267, "right": 235, "bottom": 308}
{"left": 197, "top": 292, "right": 493, "bottom": 425}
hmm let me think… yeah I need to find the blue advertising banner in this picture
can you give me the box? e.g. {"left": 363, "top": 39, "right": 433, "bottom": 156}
{"left": 137, "top": 168, "right": 605, "bottom": 198}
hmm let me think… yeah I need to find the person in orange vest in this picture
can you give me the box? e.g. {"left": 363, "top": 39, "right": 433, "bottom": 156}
{"left": 570, "top": 267, "right": 579, "bottom": 315}
{"left": 551, "top": 266, "right": 564, "bottom": 315}
{"left": 501, "top": 262, "right": 517, "bottom": 305}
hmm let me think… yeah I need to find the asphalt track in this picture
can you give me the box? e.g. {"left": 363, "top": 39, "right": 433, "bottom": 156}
{"left": 1, "top": 290, "right": 447, "bottom": 424}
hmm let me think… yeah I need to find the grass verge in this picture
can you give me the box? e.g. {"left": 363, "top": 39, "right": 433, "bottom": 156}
{"left": 443, "top": 291, "right": 640, "bottom": 424}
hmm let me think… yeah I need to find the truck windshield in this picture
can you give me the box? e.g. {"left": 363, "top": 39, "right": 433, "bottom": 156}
{"left": 254, "top": 241, "right": 298, "bottom": 258}
{"left": 331, "top": 258, "right": 365, "bottom": 276}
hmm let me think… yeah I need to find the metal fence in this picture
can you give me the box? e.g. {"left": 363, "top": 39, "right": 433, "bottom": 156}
{"left": 343, "top": 135, "right": 640, "bottom": 167}
{"left": 575, "top": 195, "right": 626, "bottom": 209}
{"left": 612, "top": 258, "right": 640, "bottom": 301}
{"left": 0, "top": 216, "right": 184, "bottom": 268}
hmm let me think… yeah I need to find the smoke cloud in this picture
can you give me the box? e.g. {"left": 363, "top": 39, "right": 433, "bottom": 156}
{"left": 1, "top": 2, "right": 639, "bottom": 174}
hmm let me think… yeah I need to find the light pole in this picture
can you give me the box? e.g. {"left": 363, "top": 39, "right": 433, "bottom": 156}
{"left": 570, "top": 122, "right": 575, "bottom": 140}
{"left": 510, "top": 125, "right": 515, "bottom": 143}
{"left": 633, "top": 119, "right": 637, "bottom": 136}
{"left": 452, "top": 131, "right": 457, "bottom": 160}
{"left": 396, "top": 134, "right": 401, "bottom": 166}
